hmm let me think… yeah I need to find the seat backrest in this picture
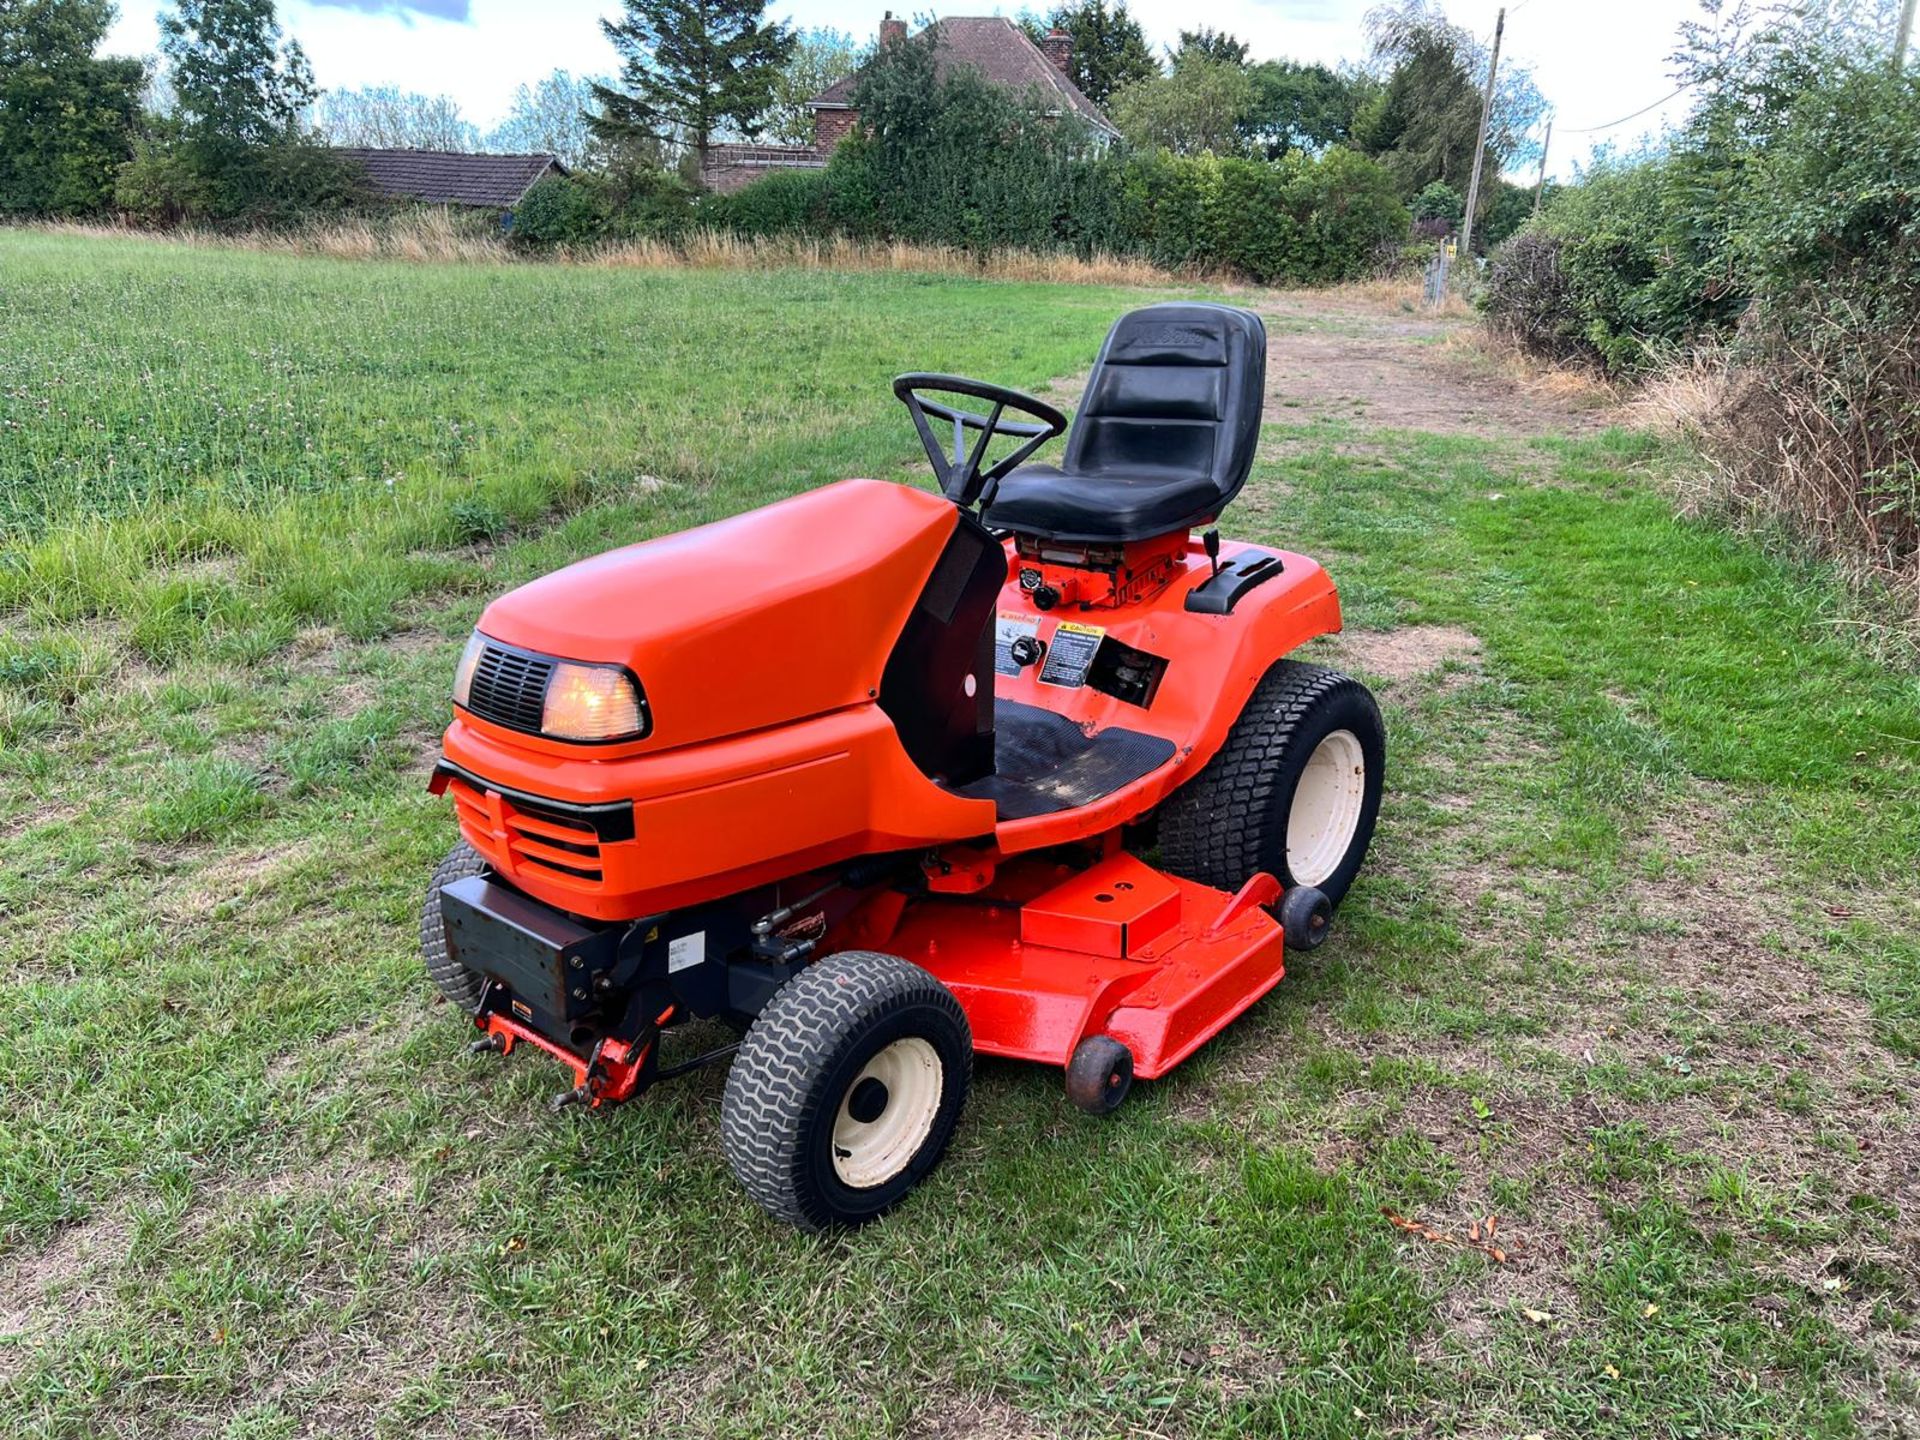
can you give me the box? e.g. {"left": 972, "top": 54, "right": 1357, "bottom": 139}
{"left": 1062, "top": 302, "right": 1266, "bottom": 508}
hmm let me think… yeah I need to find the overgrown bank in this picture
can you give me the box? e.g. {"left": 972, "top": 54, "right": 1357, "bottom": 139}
{"left": 1480, "top": 11, "right": 1919, "bottom": 638}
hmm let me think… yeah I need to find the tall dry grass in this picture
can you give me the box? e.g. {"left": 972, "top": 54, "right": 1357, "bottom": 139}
{"left": 18, "top": 214, "right": 1183, "bottom": 287}
{"left": 1633, "top": 330, "right": 1920, "bottom": 657}
{"left": 1315, "top": 272, "right": 1474, "bottom": 318}
{"left": 30, "top": 209, "right": 507, "bottom": 264}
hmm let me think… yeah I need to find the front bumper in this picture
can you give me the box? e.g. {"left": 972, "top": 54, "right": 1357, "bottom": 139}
{"left": 439, "top": 873, "right": 624, "bottom": 1040}
{"left": 441, "top": 872, "right": 662, "bottom": 1108}
{"left": 437, "top": 866, "right": 797, "bottom": 1107}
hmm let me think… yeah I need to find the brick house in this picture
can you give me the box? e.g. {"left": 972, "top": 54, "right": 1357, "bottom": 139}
{"left": 701, "top": 13, "right": 1116, "bottom": 194}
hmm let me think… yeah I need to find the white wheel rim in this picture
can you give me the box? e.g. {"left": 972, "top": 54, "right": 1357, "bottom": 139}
{"left": 1286, "top": 729, "right": 1366, "bottom": 888}
{"left": 831, "top": 1037, "right": 944, "bottom": 1189}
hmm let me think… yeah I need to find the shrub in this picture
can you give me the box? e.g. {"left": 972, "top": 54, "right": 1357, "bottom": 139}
{"left": 511, "top": 174, "right": 608, "bottom": 246}
{"left": 115, "top": 136, "right": 370, "bottom": 228}
{"left": 1410, "top": 179, "right": 1461, "bottom": 227}
{"left": 1481, "top": 230, "right": 1590, "bottom": 365}
{"left": 1486, "top": 20, "right": 1920, "bottom": 620}
{"left": 115, "top": 140, "right": 215, "bottom": 226}
{"left": 595, "top": 164, "right": 697, "bottom": 238}
{"left": 1285, "top": 146, "right": 1410, "bottom": 284}
{"left": 1703, "top": 60, "right": 1920, "bottom": 591}
{"left": 707, "top": 167, "right": 832, "bottom": 238}
{"left": 1105, "top": 147, "right": 1406, "bottom": 283}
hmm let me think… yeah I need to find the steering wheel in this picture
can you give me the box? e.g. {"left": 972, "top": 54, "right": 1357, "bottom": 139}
{"left": 893, "top": 373, "right": 1067, "bottom": 510}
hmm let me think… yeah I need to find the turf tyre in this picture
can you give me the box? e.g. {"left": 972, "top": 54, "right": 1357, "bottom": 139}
{"left": 1158, "top": 661, "right": 1384, "bottom": 909}
{"left": 721, "top": 951, "right": 971, "bottom": 1232}
{"left": 420, "top": 840, "right": 489, "bottom": 1012}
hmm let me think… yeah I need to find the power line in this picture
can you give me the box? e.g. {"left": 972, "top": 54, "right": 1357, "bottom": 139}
{"left": 1558, "top": 82, "right": 1692, "bottom": 134}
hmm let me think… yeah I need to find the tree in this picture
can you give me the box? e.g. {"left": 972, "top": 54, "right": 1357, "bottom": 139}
{"left": 1027, "top": 0, "right": 1157, "bottom": 106}
{"left": 146, "top": 0, "right": 363, "bottom": 225}
{"left": 0, "top": 0, "right": 146, "bottom": 216}
{"left": 1109, "top": 57, "right": 1252, "bottom": 155}
{"left": 315, "top": 86, "right": 479, "bottom": 150}
{"left": 1242, "top": 60, "right": 1372, "bottom": 157}
{"left": 762, "top": 27, "right": 859, "bottom": 147}
{"left": 1409, "top": 177, "right": 1462, "bottom": 225}
{"left": 1171, "top": 26, "right": 1248, "bottom": 68}
{"left": 590, "top": 0, "right": 795, "bottom": 172}
{"left": 487, "top": 69, "right": 601, "bottom": 167}
{"left": 159, "top": 0, "right": 314, "bottom": 151}
{"left": 1358, "top": 1, "right": 1545, "bottom": 192}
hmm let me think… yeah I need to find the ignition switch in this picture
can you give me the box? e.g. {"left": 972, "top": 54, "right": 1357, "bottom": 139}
{"left": 1009, "top": 635, "right": 1045, "bottom": 669}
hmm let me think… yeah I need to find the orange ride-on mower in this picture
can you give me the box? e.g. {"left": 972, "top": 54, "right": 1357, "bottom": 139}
{"left": 421, "top": 303, "right": 1385, "bottom": 1230}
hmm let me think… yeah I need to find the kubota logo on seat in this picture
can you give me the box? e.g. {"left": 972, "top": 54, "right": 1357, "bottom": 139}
{"left": 1126, "top": 326, "right": 1208, "bottom": 347}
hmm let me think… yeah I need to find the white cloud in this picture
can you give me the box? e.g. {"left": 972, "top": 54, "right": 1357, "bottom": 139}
{"left": 105, "top": 0, "right": 1703, "bottom": 175}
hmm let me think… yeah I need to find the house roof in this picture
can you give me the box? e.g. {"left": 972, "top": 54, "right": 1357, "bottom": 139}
{"left": 810, "top": 16, "right": 1113, "bottom": 133}
{"left": 333, "top": 149, "right": 566, "bottom": 209}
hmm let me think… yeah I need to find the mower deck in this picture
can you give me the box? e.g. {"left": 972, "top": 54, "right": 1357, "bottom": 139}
{"left": 884, "top": 854, "right": 1285, "bottom": 1080}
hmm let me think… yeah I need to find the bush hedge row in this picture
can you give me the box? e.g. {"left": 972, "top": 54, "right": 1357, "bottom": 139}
{"left": 513, "top": 35, "right": 1410, "bottom": 287}
{"left": 517, "top": 143, "right": 1409, "bottom": 288}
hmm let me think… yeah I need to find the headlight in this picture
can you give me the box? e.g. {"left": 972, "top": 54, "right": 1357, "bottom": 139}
{"left": 452, "top": 631, "right": 486, "bottom": 709}
{"left": 542, "top": 660, "right": 646, "bottom": 741}
{"left": 454, "top": 631, "right": 649, "bottom": 743}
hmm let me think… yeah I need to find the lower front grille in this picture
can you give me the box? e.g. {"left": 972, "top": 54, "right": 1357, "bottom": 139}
{"left": 449, "top": 778, "right": 605, "bottom": 891}
{"left": 506, "top": 807, "right": 604, "bottom": 882}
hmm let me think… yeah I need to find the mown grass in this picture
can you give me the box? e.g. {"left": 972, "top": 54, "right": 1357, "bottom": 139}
{"left": 1, "top": 231, "right": 1916, "bottom": 1438}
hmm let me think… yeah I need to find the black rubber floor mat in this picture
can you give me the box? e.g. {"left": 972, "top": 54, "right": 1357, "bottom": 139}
{"left": 955, "top": 700, "right": 1177, "bottom": 820}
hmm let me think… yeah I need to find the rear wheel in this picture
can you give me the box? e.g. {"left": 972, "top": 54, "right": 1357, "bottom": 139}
{"left": 420, "top": 840, "right": 488, "bottom": 1012}
{"left": 1158, "top": 661, "right": 1384, "bottom": 911}
{"left": 721, "top": 952, "right": 971, "bottom": 1231}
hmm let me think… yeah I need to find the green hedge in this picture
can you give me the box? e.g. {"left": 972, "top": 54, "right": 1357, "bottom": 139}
{"left": 706, "top": 142, "right": 1406, "bottom": 286}
{"left": 706, "top": 167, "right": 834, "bottom": 237}
{"left": 697, "top": 31, "right": 1408, "bottom": 287}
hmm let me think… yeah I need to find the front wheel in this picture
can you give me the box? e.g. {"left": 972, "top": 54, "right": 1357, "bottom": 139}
{"left": 720, "top": 952, "right": 972, "bottom": 1231}
{"left": 420, "top": 840, "right": 489, "bottom": 1012}
{"left": 1158, "top": 661, "right": 1385, "bottom": 910}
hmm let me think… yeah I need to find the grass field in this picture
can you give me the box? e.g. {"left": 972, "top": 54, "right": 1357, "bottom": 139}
{"left": 2, "top": 229, "right": 1917, "bottom": 1439}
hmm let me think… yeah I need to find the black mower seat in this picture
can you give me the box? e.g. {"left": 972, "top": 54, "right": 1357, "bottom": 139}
{"left": 982, "top": 302, "right": 1267, "bottom": 545}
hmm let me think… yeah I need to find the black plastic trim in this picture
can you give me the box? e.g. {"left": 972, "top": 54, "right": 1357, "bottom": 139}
{"left": 1184, "top": 550, "right": 1285, "bottom": 615}
{"left": 434, "top": 759, "right": 637, "bottom": 842}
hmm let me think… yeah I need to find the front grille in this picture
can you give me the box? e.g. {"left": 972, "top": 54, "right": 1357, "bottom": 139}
{"left": 449, "top": 778, "right": 606, "bottom": 891}
{"left": 466, "top": 642, "right": 553, "bottom": 733}
{"left": 506, "top": 808, "right": 604, "bottom": 883}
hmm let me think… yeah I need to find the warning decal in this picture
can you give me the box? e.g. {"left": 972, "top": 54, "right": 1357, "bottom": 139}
{"left": 1039, "top": 621, "right": 1104, "bottom": 688}
{"left": 993, "top": 611, "right": 1039, "bottom": 676}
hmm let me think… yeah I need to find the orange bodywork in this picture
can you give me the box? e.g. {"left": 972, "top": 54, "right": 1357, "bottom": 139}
{"left": 438, "top": 477, "right": 1341, "bottom": 924}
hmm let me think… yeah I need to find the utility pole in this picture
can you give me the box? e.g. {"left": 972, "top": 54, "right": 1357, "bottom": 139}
{"left": 1897, "top": 0, "right": 1916, "bottom": 70}
{"left": 1533, "top": 118, "right": 1552, "bottom": 215}
{"left": 1458, "top": 5, "right": 1505, "bottom": 262}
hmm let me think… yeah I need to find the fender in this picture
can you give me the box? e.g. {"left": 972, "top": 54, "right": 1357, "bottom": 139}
{"left": 986, "top": 536, "right": 1343, "bottom": 854}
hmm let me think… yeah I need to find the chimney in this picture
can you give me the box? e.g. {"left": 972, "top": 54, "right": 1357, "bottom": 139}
{"left": 1041, "top": 27, "right": 1072, "bottom": 74}
{"left": 880, "top": 10, "right": 906, "bottom": 45}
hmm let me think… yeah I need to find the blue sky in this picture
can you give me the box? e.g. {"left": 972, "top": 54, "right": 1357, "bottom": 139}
{"left": 104, "top": 0, "right": 1705, "bottom": 179}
